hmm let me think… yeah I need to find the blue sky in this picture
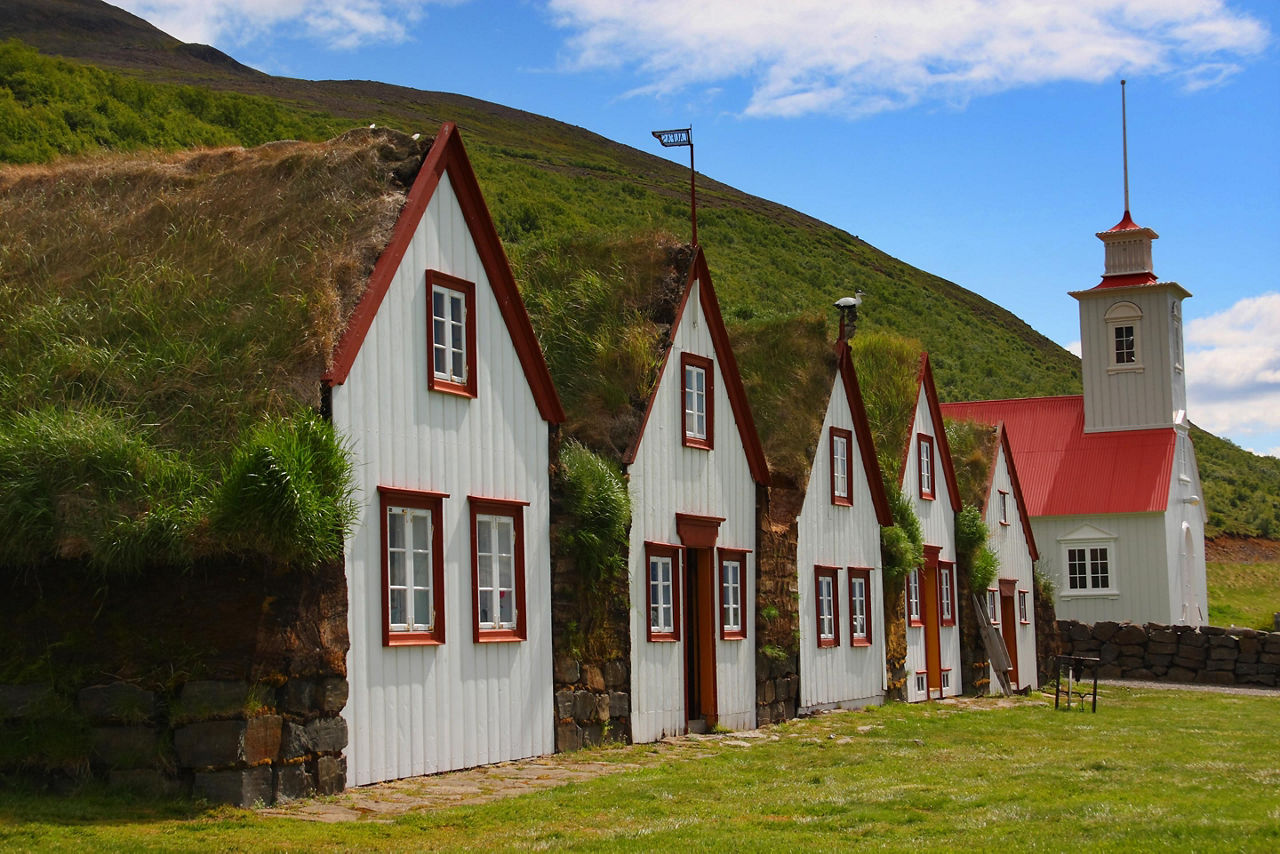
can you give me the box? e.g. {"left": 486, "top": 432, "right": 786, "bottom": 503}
{"left": 116, "top": 0, "right": 1280, "bottom": 456}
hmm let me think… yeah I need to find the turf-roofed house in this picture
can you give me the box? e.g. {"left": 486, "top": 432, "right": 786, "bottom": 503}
{"left": 0, "top": 123, "right": 564, "bottom": 802}
{"left": 943, "top": 420, "right": 1041, "bottom": 693}
{"left": 620, "top": 247, "right": 770, "bottom": 740}
{"left": 794, "top": 331, "right": 894, "bottom": 713}
{"left": 325, "top": 124, "right": 564, "bottom": 786}
{"left": 899, "top": 354, "right": 964, "bottom": 701}
{"left": 941, "top": 205, "right": 1208, "bottom": 628}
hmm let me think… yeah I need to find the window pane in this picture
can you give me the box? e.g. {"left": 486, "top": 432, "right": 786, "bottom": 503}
{"left": 478, "top": 554, "right": 492, "bottom": 589}
{"left": 388, "top": 511, "right": 404, "bottom": 549}
{"left": 389, "top": 550, "right": 405, "bottom": 587}
{"left": 499, "top": 554, "right": 514, "bottom": 590}
{"left": 499, "top": 588, "right": 514, "bottom": 624}
{"left": 497, "top": 519, "right": 513, "bottom": 555}
{"left": 413, "top": 588, "right": 431, "bottom": 629}
{"left": 389, "top": 589, "right": 406, "bottom": 626}
{"left": 477, "top": 518, "right": 492, "bottom": 554}
{"left": 433, "top": 289, "right": 444, "bottom": 320}
{"left": 410, "top": 513, "right": 428, "bottom": 551}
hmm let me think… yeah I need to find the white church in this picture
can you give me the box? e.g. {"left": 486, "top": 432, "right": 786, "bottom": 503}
{"left": 942, "top": 203, "right": 1209, "bottom": 627}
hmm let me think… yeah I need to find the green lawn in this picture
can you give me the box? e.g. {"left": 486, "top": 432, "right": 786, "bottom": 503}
{"left": 2, "top": 685, "right": 1277, "bottom": 851}
{"left": 1208, "top": 560, "right": 1280, "bottom": 630}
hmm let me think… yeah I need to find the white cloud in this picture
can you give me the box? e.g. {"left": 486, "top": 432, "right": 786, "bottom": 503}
{"left": 547, "top": 0, "right": 1270, "bottom": 118}
{"left": 1185, "top": 292, "right": 1280, "bottom": 452}
{"left": 114, "top": 0, "right": 459, "bottom": 49}
{"left": 1065, "top": 340, "right": 1082, "bottom": 357}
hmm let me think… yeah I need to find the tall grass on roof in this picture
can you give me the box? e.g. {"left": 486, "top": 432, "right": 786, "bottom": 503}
{"left": 848, "top": 331, "right": 922, "bottom": 486}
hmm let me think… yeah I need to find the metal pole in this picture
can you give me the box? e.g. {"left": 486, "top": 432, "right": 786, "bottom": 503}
{"left": 690, "top": 140, "right": 697, "bottom": 246}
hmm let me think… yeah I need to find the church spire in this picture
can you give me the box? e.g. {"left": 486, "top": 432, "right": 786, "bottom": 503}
{"left": 1095, "top": 79, "right": 1158, "bottom": 289}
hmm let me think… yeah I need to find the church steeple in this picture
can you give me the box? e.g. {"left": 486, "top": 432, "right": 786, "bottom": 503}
{"left": 1070, "top": 81, "right": 1190, "bottom": 434}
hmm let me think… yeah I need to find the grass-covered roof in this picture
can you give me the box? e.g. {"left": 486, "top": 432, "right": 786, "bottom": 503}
{"left": 0, "top": 128, "right": 430, "bottom": 572}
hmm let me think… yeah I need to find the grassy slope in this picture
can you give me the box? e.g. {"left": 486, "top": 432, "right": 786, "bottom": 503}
{"left": 1, "top": 7, "right": 1277, "bottom": 536}
{"left": 1, "top": 686, "right": 1276, "bottom": 850}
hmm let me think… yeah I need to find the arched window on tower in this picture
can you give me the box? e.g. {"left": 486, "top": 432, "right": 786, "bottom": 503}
{"left": 1104, "top": 301, "right": 1143, "bottom": 373}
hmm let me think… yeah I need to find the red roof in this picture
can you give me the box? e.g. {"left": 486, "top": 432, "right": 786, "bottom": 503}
{"left": 938, "top": 396, "right": 1174, "bottom": 517}
{"left": 1104, "top": 210, "right": 1142, "bottom": 232}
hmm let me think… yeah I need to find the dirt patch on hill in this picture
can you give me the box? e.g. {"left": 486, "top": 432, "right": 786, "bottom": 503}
{"left": 1206, "top": 536, "right": 1280, "bottom": 563}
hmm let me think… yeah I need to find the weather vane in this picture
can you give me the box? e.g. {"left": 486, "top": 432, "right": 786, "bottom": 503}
{"left": 651, "top": 126, "right": 697, "bottom": 245}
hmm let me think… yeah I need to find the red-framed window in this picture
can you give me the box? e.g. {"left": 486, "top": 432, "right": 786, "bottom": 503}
{"left": 427, "top": 270, "right": 477, "bottom": 398}
{"left": 998, "top": 490, "right": 1010, "bottom": 525}
{"left": 830, "top": 427, "right": 853, "bottom": 506}
{"left": 907, "top": 569, "right": 923, "bottom": 626}
{"left": 917, "top": 434, "right": 935, "bottom": 500}
{"left": 469, "top": 497, "right": 528, "bottom": 643}
{"left": 987, "top": 589, "right": 1000, "bottom": 626}
{"left": 939, "top": 561, "right": 957, "bottom": 627}
{"left": 681, "top": 353, "right": 714, "bottom": 450}
{"left": 848, "top": 567, "right": 873, "bottom": 646}
{"left": 1019, "top": 589, "right": 1030, "bottom": 624}
{"left": 647, "top": 542, "right": 681, "bottom": 642}
{"left": 815, "top": 566, "right": 840, "bottom": 648}
{"left": 719, "top": 548, "right": 748, "bottom": 640}
{"left": 379, "top": 487, "right": 448, "bottom": 647}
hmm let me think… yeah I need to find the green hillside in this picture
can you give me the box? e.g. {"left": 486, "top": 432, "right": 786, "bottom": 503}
{"left": 1, "top": 0, "right": 1276, "bottom": 539}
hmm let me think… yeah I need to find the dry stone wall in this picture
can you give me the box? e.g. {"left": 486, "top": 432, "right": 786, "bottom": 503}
{"left": 1057, "top": 620, "right": 1280, "bottom": 688}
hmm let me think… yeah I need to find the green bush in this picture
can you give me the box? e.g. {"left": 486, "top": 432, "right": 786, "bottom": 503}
{"left": 970, "top": 545, "right": 999, "bottom": 592}
{"left": 955, "top": 503, "right": 999, "bottom": 590}
{"left": 556, "top": 440, "right": 630, "bottom": 584}
{"left": 881, "top": 482, "right": 923, "bottom": 583}
{"left": 210, "top": 411, "right": 357, "bottom": 570}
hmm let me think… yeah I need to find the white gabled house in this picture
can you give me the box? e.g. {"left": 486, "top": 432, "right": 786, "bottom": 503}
{"left": 970, "top": 423, "right": 1041, "bottom": 692}
{"left": 622, "top": 247, "right": 770, "bottom": 741}
{"left": 323, "top": 123, "right": 565, "bottom": 786}
{"left": 901, "top": 354, "right": 963, "bottom": 702}
{"left": 797, "top": 338, "right": 894, "bottom": 712}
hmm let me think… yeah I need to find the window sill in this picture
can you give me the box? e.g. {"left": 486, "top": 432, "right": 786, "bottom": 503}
{"left": 428, "top": 377, "right": 477, "bottom": 398}
{"left": 648, "top": 633, "right": 679, "bottom": 643}
{"left": 386, "top": 633, "right": 445, "bottom": 647}
{"left": 1020, "top": 619, "right": 1031, "bottom": 625}
{"left": 1106, "top": 364, "right": 1144, "bottom": 375}
{"left": 1059, "top": 589, "right": 1120, "bottom": 600}
{"left": 919, "top": 491, "right": 935, "bottom": 501}
{"left": 831, "top": 496, "right": 853, "bottom": 508}
{"left": 475, "top": 629, "right": 525, "bottom": 643}
{"left": 682, "top": 436, "right": 712, "bottom": 451}
{"left": 851, "top": 638, "right": 872, "bottom": 648}
{"left": 817, "top": 638, "right": 838, "bottom": 649}
{"left": 907, "top": 619, "right": 924, "bottom": 628}
{"left": 999, "top": 521, "right": 1011, "bottom": 527}
{"left": 721, "top": 630, "right": 747, "bottom": 641}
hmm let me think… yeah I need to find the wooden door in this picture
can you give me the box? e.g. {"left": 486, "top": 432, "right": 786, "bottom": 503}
{"left": 683, "top": 548, "right": 718, "bottom": 727}
{"left": 999, "top": 582, "right": 1020, "bottom": 688}
{"left": 921, "top": 565, "right": 942, "bottom": 698}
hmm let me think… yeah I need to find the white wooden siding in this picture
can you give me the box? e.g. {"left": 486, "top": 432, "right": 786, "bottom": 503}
{"left": 1034, "top": 512, "right": 1171, "bottom": 626}
{"left": 1078, "top": 288, "right": 1184, "bottom": 433}
{"left": 1163, "top": 429, "right": 1208, "bottom": 625}
{"left": 984, "top": 443, "right": 1038, "bottom": 690}
{"left": 902, "top": 384, "right": 961, "bottom": 701}
{"left": 333, "top": 172, "right": 553, "bottom": 786}
{"left": 797, "top": 373, "right": 886, "bottom": 711}
{"left": 627, "top": 277, "right": 757, "bottom": 743}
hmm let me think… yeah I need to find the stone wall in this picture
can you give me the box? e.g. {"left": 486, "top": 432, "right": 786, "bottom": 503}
{"left": 1056, "top": 620, "right": 1280, "bottom": 688}
{"left": 552, "top": 656, "right": 630, "bottom": 750}
{"left": 0, "top": 676, "right": 348, "bottom": 805}
{"left": 755, "top": 483, "right": 801, "bottom": 725}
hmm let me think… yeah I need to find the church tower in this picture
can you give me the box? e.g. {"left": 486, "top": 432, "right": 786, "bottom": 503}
{"left": 1070, "top": 82, "right": 1190, "bottom": 434}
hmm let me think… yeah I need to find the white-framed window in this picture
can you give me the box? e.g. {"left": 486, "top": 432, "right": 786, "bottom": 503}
{"left": 830, "top": 427, "right": 852, "bottom": 505}
{"left": 378, "top": 487, "right": 447, "bottom": 647}
{"left": 470, "top": 497, "right": 527, "bottom": 642}
{"left": 918, "top": 434, "right": 935, "bottom": 500}
{"left": 427, "top": 271, "right": 476, "bottom": 396}
{"left": 1068, "top": 546, "right": 1111, "bottom": 591}
{"left": 915, "top": 672, "right": 927, "bottom": 693}
{"left": 941, "top": 670, "right": 951, "bottom": 690}
{"left": 939, "top": 563, "right": 955, "bottom": 626}
{"left": 815, "top": 566, "right": 839, "bottom": 648}
{"left": 681, "top": 353, "right": 713, "bottom": 449}
{"left": 998, "top": 490, "right": 1009, "bottom": 525}
{"left": 987, "top": 589, "right": 1000, "bottom": 625}
{"left": 849, "top": 568, "right": 872, "bottom": 645}
{"left": 1019, "top": 589, "right": 1030, "bottom": 624}
{"left": 647, "top": 543, "right": 680, "bottom": 641}
{"left": 1105, "top": 301, "right": 1143, "bottom": 373}
{"left": 907, "top": 569, "right": 922, "bottom": 626}
{"left": 719, "top": 549, "right": 747, "bottom": 640}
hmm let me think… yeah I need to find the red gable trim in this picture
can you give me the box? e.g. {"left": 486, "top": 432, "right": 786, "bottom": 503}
{"left": 623, "top": 247, "right": 770, "bottom": 486}
{"left": 324, "top": 122, "right": 564, "bottom": 424}
{"left": 836, "top": 339, "right": 892, "bottom": 526}
{"left": 994, "top": 424, "right": 1040, "bottom": 562}
{"left": 900, "top": 354, "right": 961, "bottom": 513}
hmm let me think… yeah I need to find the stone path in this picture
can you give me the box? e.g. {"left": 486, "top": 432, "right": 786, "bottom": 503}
{"left": 259, "top": 729, "right": 776, "bottom": 823}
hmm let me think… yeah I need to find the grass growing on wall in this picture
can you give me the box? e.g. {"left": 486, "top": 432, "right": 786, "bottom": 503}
{"left": 1207, "top": 559, "right": 1280, "bottom": 630}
